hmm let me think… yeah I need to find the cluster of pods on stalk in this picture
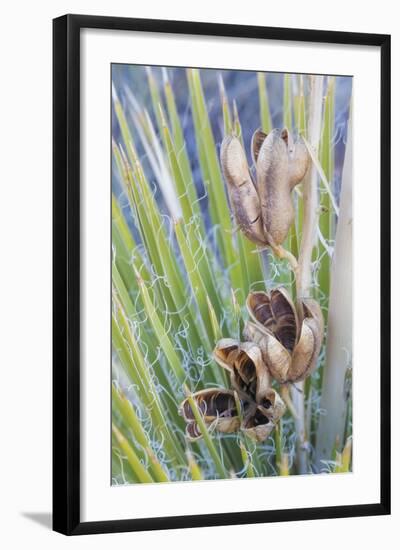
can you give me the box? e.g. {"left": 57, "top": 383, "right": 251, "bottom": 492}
{"left": 179, "top": 128, "right": 324, "bottom": 443}
{"left": 220, "top": 127, "right": 309, "bottom": 248}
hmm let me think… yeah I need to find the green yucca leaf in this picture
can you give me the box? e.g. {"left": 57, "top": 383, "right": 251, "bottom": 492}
{"left": 187, "top": 69, "right": 243, "bottom": 294}
{"left": 162, "top": 113, "right": 224, "bottom": 318}
{"left": 274, "top": 420, "right": 283, "bottom": 473}
{"left": 112, "top": 263, "right": 136, "bottom": 320}
{"left": 134, "top": 270, "right": 187, "bottom": 384}
{"left": 283, "top": 73, "right": 293, "bottom": 129}
{"left": 230, "top": 288, "right": 244, "bottom": 340}
{"left": 174, "top": 219, "right": 215, "bottom": 347}
{"left": 294, "top": 75, "right": 306, "bottom": 259}
{"left": 112, "top": 165, "right": 148, "bottom": 294}
{"left": 113, "top": 144, "right": 160, "bottom": 275}
{"left": 112, "top": 385, "right": 171, "bottom": 482}
{"left": 111, "top": 195, "right": 135, "bottom": 262}
{"left": 186, "top": 70, "right": 215, "bottom": 220}
{"left": 111, "top": 223, "right": 137, "bottom": 296}
{"left": 186, "top": 449, "right": 204, "bottom": 481}
{"left": 305, "top": 381, "right": 316, "bottom": 449}
{"left": 341, "top": 437, "right": 352, "bottom": 472}
{"left": 146, "top": 446, "right": 172, "bottom": 483}
{"left": 237, "top": 234, "right": 250, "bottom": 298}
{"left": 163, "top": 71, "right": 201, "bottom": 221}
{"left": 112, "top": 424, "right": 155, "bottom": 483}
{"left": 239, "top": 234, "right": 264, "bottom": 291}
{"left": 239, "top": 441, "right": 255, "bottom": 478}
{"left": 205, "top": 296, "right": 229, "bottom": 386}
{"left": 112, "top": 85, "right": 136, "bottom": 167}
{"left": 318, "top": 76, "right": 335, "bottom": 313}
{"left": 146, "top": 67, "right": 166, "bottom": 143}
{"left": 114, "top": 76, "right": 228, "bottom": 371}
{"left": 117, "top": 143, "right": 192, "bottom": 337}
{"left": 112, "top": 305, "right": 185, "bottom": 466}
{"left": 132, "top": 106, "right": 186, "bottom": 224}
{"left": 112, "top": 194, "right": 151, "bottom": 292}
{"left": 219, "top": 74, "right": 233, "bottom": 135}
{"left": 111, "top": 265, "right": 160, "bottom": 371}
{"left": 206, "top": 295, "right": 223, "bottom": 342}
{"left": 257, "top": 72, "right": 272, "bottom": 133}
{"left": 279, "top": 453, "right": 290, "bottom": 476}
{"left": 112, "top": 435, "right": 138, "bottom": 484}
{"left": 232, "top": 101, "right": 243, "bottom": 145}
{"left": 162, "top": 113, "right": 196, "bottom": 225}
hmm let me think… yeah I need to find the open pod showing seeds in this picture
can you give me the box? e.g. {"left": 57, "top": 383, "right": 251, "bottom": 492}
{"left": 179, "top": 386, "right": 285, "bottom": 443}
{"left": 241, "top": 403, "right": 275, "bottom": 442}
{"left": 244, "top": 288, "right": 324, "bottom": 384}
{"left": 241, "top": 388, "right": 286, "bottom": 442}
{"left": 179, "top": 388, "right": 240, "bottom": 441}
{"left": 179, "top": 341, "right": 287, "bottom": 443}
{"left": 213, "top": 338, "right": 270, "bottom": 402}
{"left": 258, "top": 387, "right": 287, "bottom": 424}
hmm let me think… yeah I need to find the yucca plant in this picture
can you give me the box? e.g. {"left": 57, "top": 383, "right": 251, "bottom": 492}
{"left": 111, "top": 66, "right": 352, "bottom": 484}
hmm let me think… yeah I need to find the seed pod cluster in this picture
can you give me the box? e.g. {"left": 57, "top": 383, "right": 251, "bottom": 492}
{"left": 179, "top": 338, "right": 286, "bottom": 443}
{"left": 178, "top": 286, "right": 323, "bottom": 443}
{"left": 220, "top": 128, "right": 310, "bottom": 247}
{"left": 179, "top": 128, "right": 318, "bottom": 445}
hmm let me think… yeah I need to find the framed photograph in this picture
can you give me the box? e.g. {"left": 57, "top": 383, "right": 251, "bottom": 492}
{"left": 53, "top": 14, "right": 391, "bottom": 535}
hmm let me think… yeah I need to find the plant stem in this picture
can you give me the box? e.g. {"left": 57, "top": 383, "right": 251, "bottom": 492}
{"left": 292, "top": 75, "right": 324, "bottom": 474}
{"left": 315, "top": 109, "right": 353, "bottom": 470}
{"left": 272, "top": 244, "right": 299, "bottom": 277}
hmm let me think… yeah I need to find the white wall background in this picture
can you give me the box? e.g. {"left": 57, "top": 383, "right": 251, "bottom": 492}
{"left": 0, "top": 0, "right": 397, "bottom": 548}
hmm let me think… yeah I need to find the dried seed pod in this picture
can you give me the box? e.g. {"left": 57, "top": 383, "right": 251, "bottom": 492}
{"left": 213, "top": 339, "right": 270, "bottom": 402}
{"left": 278, "top": 128, "right": 310, "bottom": 188}
{"left": 244, "top": 320, "right": 291, "bottom": 383}
{"left": 255, "top": 128, "right": 309, "bottom": 245}
{"left": 179, "top": 388, "right": 240, "bottom": 441}
{"left": 220, "top": 128, "right": 309, "bottom": 250}
{"left": 257, "top": 387, "right": 286, "bottom": 424}
{"left": 290, "top": 298, "right": 324, "bottom": 382}
{"left": 246, "top": 287, "right": 299, "bottom": 349}
{"left": 240, "top": 388, "right": 285, "bottom": 442}
{"left": 212, "top": 338, "right": 241, "bottom": 372}
{"left": 259, "top": 388, "right": 286, "bottom": 424}
{"left": 241, "top": 403, "right": 275, "bottom": 442}
{"left": 180, "top": 330, "right": 290, "bottom": 444}
{"left": 256, "top": 128, "right": 291, "bottom": 245}
{"left": 251, "top": 128, "right": 268, "bottom": 165}
{"left": 185, "top": 422, "right": 203, "bottom": 441}
{"left": 288, "top": 137, "right": 310, "bottom": 188}
{"left": 220, "top": 135, "right": 266, "bottom": 246}
{"left": 245, "top": 288, "right": 324, "bottom": 383}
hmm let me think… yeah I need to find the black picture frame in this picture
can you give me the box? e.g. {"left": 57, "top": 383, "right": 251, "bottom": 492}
{"left": 53, "top": 14, "right": 391, "bottom": 535}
